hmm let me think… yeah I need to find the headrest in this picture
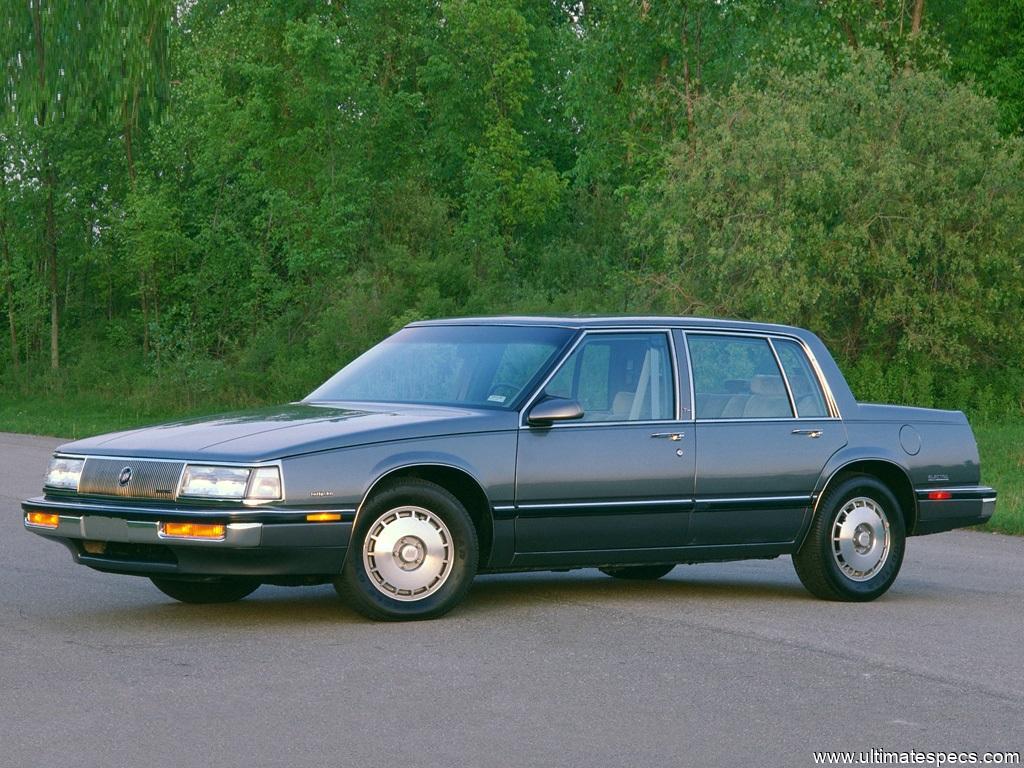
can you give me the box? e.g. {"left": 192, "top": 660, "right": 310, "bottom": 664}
{"left": 750, "top": 375, "right": 786, "bottom": 396}
{"left": 723, "top": 379, "right": 748, "bottom": 394}
{"left": 612, "top": 391, "right": 634, "bottom": 417}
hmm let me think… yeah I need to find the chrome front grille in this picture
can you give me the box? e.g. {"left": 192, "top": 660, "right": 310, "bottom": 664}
{"left": 78, "top": 458, "right": 185, "bottom": 500}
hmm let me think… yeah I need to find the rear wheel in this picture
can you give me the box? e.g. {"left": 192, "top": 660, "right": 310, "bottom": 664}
{"left": 150, "top": 577, "right": 260, "bottom": 604}
{"left": 599, "top": 564, "right": 675, "bottom": 581}
{"left": 793, "top": 474, "right": 905, "bottom": 602}
{"left": 335, "top": 479, "right": 478, "bottom": 621}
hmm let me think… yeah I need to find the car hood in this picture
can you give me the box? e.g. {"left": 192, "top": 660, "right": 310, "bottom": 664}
{"left": 57, "top": 402, "right": 518, "bottom": 462}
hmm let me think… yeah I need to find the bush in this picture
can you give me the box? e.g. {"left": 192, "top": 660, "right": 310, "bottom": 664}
{"left": 631, "top": 50, "right": 1024, "bottom": 413}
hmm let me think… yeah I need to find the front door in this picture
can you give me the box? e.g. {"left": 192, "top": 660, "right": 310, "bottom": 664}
{"left": 513, "top": 331, "right": 695, "bottom": 561}
{"left": 686, "top": 333, "right": 848, "bottom": 546}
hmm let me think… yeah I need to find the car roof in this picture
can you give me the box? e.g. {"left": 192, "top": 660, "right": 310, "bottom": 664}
{"left": 407, "top": 315, "right": 810, "bottom": 336}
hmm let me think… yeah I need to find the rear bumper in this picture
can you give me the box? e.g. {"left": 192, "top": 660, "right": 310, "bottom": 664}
{"left": 912, "top": 486, "right": 996, "bottom": 535}
{"left": 21, "top": 496, "right": 352, "bottom": 578}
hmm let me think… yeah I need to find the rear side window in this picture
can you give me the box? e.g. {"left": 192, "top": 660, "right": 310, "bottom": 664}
{"left": 773, "top": 339, "right": 829, "bottom": 418}
{"left": 688, "top": 334, "right": 793, "bottom": 420}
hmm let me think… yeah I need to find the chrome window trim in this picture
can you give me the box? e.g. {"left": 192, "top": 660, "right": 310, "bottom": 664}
{"left": 771, "top": 335, "right": 835, "bottom": 420}
{"left": 766, "top": 337, "right": 798, "bottom": 418}
{"left": 518, "top": 328, "right": 683, "bottom": 429}
{"left": 667, "top": 330, "right": 682, "bottom": 421}
{"left": 521, "top": 418, "right": 691, "bottom": 430}
{"left": 518, "top": 330, "right": 587, "bottom": 424}
{"left": 693, "top": 416, "right": 827, "bottom": 424}
{"left": 683, "top": 329, "right": 841, "bottom": 422}
{"left": 680, "top": 330, "right": 697, "bottom": 421}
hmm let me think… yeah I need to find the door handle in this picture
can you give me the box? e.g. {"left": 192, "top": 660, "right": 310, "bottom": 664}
{"left": 791, "top": 429, "right": 823, "bottom": 439}
{"left": 650, "top": 432, "right": 684, "bottom": 441}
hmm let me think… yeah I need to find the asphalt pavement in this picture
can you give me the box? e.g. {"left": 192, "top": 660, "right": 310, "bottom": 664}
{"left": 1, "top": 431, "right": 1021, "bottom": 768}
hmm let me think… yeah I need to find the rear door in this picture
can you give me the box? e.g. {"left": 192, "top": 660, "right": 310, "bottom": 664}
{"left": 686, "top": 332, "right": 847, "bottom": 546}
{"left": 513, "top": 330, "right": 695, "bottom": 560}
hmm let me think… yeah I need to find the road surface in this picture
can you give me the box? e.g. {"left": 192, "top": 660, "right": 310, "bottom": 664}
{"left": 1, "top": 432, "right": 1020, "bottom": 767}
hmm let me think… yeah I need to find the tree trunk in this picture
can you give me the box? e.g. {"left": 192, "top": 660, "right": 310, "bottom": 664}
{"left": 31, "top": 0, "right": 59, "bottom": 370}
{"left": 911, "top": 0, "right": 925, "bottom": 35}
{"left": 141, "top": 271, "right": 149, "bottom": 357}
{"left": 681, "top": 25, "right": 696, "bottom": 156}
{"left": 0, "top": 186, "right": 19, "bottom": 372}
{"left": 44, "top": 163, "right": 58, "bottom": 370}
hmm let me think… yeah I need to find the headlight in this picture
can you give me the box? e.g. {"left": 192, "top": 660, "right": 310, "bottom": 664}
{"left": 178, "top": 466, "right": 251, "bottom": 500}
{"left": 45, "top": 457, "right": 84, "bottom": 490}
{"left": 247, "top": 467, "right": 283, "bottom": 500}
{"left": 177, "top": 465, "right": 282, "bottom": 502}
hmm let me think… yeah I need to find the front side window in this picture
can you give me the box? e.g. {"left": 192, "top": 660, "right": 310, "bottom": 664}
{"left": 774, "top": 338, "right": 829, "bottom": 418}
{"left": 306, "top": 325, "right": 574, "bottom": 409}
{"left": 688, "top": 334, "right": 793, "bottom": 420}
{"left": 543, "top": 332, "right": 674, "bottom": 422}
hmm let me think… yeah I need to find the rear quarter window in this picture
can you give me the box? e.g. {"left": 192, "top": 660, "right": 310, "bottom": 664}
{"left": 773, "top": 338, "right": 829, "bottom": 418}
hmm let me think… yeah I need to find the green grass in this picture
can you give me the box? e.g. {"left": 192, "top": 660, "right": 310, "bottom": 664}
{"left": 1, "top": 395, "right": 1020, "bottom": 535}
{"left": 0, "top": 394, "right": 229, "bottom": 441}
{"left": 974, "top": 422, "right": 1024, "bottom": 536}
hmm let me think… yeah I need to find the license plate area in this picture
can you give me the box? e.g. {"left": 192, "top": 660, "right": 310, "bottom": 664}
{"left": 81, "top": 516, "right": 132, "bottom": 541}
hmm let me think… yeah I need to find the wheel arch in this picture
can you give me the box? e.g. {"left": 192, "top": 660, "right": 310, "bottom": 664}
{"left": 800, "top": 455, "right": 918, "bottom": 548}
{"left": 356, "top": 462, "right": 495, "bottom": 567}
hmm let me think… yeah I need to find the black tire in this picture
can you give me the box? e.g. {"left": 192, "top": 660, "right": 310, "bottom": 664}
{"left": 150, "top": 577, "right": 260, "bottom": 604}
{"left": 793, "top": 473, "right": 906, "bottom": 602}
{"left": 334, "top": 478, "right": 478, "bottom": 621}
{"left": 599, "top": 564, "right": 675, "bottom": 581}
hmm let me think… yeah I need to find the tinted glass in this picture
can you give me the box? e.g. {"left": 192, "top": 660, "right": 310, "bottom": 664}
{"left": 688, "top": 334, "right": 793, "bottom": 419}
{"left": 307, "top": 325, "right": 574, "bottom": 409}
{"left": 774, "top": 338, "right": 828, "bottom": 418}
{"left": 545, "top": 332, "right": 674, "bottom": 422}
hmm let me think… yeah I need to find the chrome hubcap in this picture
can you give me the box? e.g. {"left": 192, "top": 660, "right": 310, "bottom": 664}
{"left": 832, "top": 496, "right": 891, "bottom": 582}
{"left": 362, "top": 506, "right": 453, "bottom": 601}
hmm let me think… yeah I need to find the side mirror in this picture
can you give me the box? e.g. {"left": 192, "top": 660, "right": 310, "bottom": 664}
{"left": 527, "top": 397, "right": 584, "bottom": 426}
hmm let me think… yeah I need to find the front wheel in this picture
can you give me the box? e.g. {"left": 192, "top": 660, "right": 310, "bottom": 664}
{"left": 334, "top": 479, "right": 478, "bottom": 621}
{"left": 793, "top": 474, "right": 905, "bottom": 602}
{"left": 150, "top": 577, "right": 260, "bottom": 604}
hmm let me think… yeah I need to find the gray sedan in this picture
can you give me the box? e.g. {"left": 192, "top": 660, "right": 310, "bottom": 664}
{"left": 23, "top": 316, "right": 995, "bottom": 620}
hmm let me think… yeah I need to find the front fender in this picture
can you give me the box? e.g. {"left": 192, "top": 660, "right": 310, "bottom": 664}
{"left": 280, "top": 432, "right": 518, "bottom": 510}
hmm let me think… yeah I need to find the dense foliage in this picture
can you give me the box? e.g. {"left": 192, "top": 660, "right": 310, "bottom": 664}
{"left": 1, "top": 0, "right": 1022, "bottom": 419}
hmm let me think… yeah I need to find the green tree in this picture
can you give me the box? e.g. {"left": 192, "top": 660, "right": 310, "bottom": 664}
{"left": 934, "top": 0, "right": 1024, "bottom": 134}
{"left": 0, "top": 0, "right": 171, "bottom": 369}
{"left": 632, "top": 50, "right": 1024, "bottom": 410}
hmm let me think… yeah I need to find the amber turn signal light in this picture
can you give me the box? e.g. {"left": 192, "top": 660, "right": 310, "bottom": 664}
{"left": 159, "top": 522, "right": 226, "bottom": 539}
{"left": 306, "top": 512, "right": 341, "bottom": 522}
{"left": 26, "top": 512, "right": 60, "bottom": 529}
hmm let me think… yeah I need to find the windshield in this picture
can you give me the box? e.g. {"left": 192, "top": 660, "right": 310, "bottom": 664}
{"left": 306, "top": 325, "right": 575, "bottom": 409}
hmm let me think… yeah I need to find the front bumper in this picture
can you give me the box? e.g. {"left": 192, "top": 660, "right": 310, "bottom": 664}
{"left": 22, "top": 496, "right": 353, "bottom": 578}
{"left": 912, "top": 485, "right": 996, "bottom": 535}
